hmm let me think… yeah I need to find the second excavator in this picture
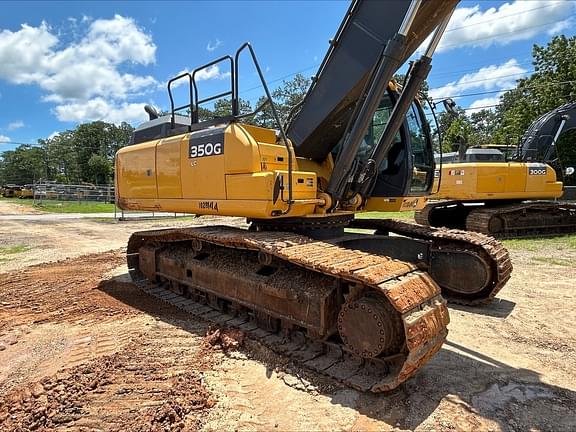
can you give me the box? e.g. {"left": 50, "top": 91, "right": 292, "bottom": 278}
{"left": 416, "top": 102, "right": 576, "bottom": 237}
{"left": 115, "top": 0, "right": 512, "bottom": 392}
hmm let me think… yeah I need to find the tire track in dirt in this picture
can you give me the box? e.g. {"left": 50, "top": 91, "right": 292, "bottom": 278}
{"left": 0, "top": 321, "right": 215, "bottom": 431}
{"left": 0, "top": 251, "right": 218, "bottom": 430}
{"left": 0, "top": 251, "right": 131, "bottom": 332}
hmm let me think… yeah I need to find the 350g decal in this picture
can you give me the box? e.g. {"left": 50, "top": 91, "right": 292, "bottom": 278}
{"left": 188, "top": 129, "right": 225, "bottom": 159}
{"left": 189, "top": 141, "right": 223, "bottom": 158}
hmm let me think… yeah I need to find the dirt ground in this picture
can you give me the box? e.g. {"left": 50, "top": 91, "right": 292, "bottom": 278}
{"left": 0, "top": 200, "right": 44, "bottom": 215}
{"left": 0, "top": 209, "right": 575, "bottom": 431}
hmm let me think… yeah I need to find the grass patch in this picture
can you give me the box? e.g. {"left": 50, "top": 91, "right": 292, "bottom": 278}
{"left": 0, "top": 245, "right": 31, "bottom": 263}
{"left": 0, "top": 197, "right": 33, "bottom": 204}
{"left": 1, "top": 197, "right": 115, "bottom": 213}
{"left": 503, "top": 234, "right": 576, "bottom": 252}
{"left": 32, "top": 201, "right": 116, "bottom": 213}
{"left": 356, "top": 211, "right": 415, "bottom": 221}
{"left": 531, "top": 256, "right": 573, "bottom": 267}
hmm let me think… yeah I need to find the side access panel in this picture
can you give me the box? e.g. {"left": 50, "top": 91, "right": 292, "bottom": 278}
{"left": 181, "top": 127, "right": 227, "bottom": 200}
{"left": 116, "top": 141, "right": 158, "bottom": 199}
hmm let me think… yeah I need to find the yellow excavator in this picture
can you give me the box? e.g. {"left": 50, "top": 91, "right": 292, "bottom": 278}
{"left": 416, "top": 102, "right": 576, "bottom": 237}
{"left": 115, "top": 0, "right": 512, "bottom": 392}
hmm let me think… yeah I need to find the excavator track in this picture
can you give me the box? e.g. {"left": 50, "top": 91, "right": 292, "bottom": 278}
{"left": 414, "top": 201, "right": 438, "bottom": 226}
{"left": 349, "top": 219, "right": 513, "bottom": 305}
{"left": 415, "top": 200, "right": 475, "bottom": 230}
{"left": 127, "top": 226, "right": 448, "bottom": 393}
{"left": 465, "top": 201, "right": 576, "bottom": 238}
{"left": 417, "top": 200, "right": 576, "bottom": 238}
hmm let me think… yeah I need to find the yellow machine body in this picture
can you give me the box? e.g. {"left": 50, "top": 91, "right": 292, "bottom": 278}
{"left": 116, "top": 122, "right": 424, "bottom": 218}
{"left": 431, "top": 161, "right": 563, "bottom": 201}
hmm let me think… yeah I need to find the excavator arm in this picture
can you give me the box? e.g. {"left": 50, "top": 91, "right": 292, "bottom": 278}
{"left": 517, "top": 102, "right": 576, "bottom": 163}
{"left": 286, "top": 0, "right": 458, "bottom": 208}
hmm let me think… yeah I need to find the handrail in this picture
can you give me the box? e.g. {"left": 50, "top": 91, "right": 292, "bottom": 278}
{"left": 191, "top": 55, "right": 234, "bottom": 122}
{"left": 164, "top": 43, "right": 293, "bottom": 215}
{"left": 167, "top": 72, "right": 195, "bottom": 129}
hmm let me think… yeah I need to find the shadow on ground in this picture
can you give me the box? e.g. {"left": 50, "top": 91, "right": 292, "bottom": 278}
{"left": 449, "top": 297, "right": 516, "bottom": 318}
{"left": 98, "top": 275, "right": 575, "bottom": 431}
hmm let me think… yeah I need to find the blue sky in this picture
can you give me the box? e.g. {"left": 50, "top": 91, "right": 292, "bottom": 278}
{"left": 0, "top": 0, "right": 575, "bottom": 151}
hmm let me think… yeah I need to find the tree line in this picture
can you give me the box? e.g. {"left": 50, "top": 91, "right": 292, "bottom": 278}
{"left": 1, "top": 35, "right": 574, "bottom": 186}
{"left": 0, "top": 122, "right": 134, "bottom": 185}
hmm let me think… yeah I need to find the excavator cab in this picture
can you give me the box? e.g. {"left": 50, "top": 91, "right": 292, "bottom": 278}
{"left": 368, "top": 92, "right": 435, "bottom": 197}
{"left": 332, "top": 88, "right": 435, "bottom": 211}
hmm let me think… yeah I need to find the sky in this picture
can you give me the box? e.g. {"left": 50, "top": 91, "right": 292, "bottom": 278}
{"left": 0, "top": 0, "right": 575, "bottom": 151}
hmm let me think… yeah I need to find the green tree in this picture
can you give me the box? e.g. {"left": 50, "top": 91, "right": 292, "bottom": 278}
{"left": 87, "top": 154, "right": 113, "bottom": 184}
{"left": 441, "top": 117, "right": 473, "bottom": 154}
{"left": 40, "top": 131, "right": 81, "bottom": 183}
{"left": 253, "top": 73, "right": 311, "bottom": 128}
{"left": 0, "top": 145, "right": 47, "bottom": 184}
{"left": 197, "top": 98, "right": 253, "bottom": 122}
{"left": 468, "top": 109, "right": 500, "bottom": 146}
{"left": 497, "top": 35, "right": 576, "bottom": 143}
{"left": 0, "top": 120, "right": 133, "bottom": 186}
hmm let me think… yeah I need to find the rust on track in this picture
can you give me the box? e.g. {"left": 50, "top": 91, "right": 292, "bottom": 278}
{"left": 126, "top": 226, "right": 449, "bottom": 393}
{"left": 350, "top": 218, "right": 513, "bottom": 305}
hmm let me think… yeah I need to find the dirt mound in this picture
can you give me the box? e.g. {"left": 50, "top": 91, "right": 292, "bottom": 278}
{"left": 204, "top": 327, "right": 245, "bottom": 351}
{"left": 0, "top": 251, "right": 217, "bottom": 431}
{"left": 0, "top": 334, "right": 214, "bottom": 431}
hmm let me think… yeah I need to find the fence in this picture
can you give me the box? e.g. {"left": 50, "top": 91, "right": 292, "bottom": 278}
{"left": 29, "top": 182, "right": 193, "bottom": 220}
{"left": 33, "top": 182, "right": 114, "bottom": 203}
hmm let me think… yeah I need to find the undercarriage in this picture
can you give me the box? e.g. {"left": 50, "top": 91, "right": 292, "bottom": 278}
{"left": 416, "top": 200, "right": 576, "bottom": 238}
{"left": 127, "top": 225, "right": 449, "bottom": 392}
{"left": 126, "top": 216, "right": 512, "bottom": 391}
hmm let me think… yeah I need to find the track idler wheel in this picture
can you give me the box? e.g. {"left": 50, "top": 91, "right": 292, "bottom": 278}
{"left": 337, "top": 293, "right": 403, "bottom": 358}
{"left": 488, "top": 215, "right": 504, "bottom": 234}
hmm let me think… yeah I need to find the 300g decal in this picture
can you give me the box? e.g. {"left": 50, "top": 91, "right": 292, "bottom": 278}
{"left": 529, "top": 167, "right": 547, "bottom": 176}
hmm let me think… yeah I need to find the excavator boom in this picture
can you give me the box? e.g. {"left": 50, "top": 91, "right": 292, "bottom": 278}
{"left": 288, "top": 0, "right": 458, "bottom": 161}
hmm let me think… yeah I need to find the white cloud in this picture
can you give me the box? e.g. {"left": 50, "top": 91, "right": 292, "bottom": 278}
{"left": 467, "top": 96, "right": 502, "bottom": 114}
{"left": 206, "top": 38, "right": 222, "bottom": 52}
{"left": 168, "top": 65, "right": 231, "bottom": 89}
{"left": 7, "top": 121, "right": 24, "bottom": 131}
{"left": 0, "top": 135, "right": 10, "bottom": 143}
{"left": 0, "top": 22, "right": 58, "bottom": 85}
{"left": 54, "top": 98, "right": 149, "bottom": 124}
{"left": 48, "top": 131, "right": 60, "bottom": 139}
{"left": 0, "top": 15, "right": 157, "bottom": 124}
{"left": 428, "top": 1, "right": 576, "bottom": 54}
{"left": 196, "top": 64, "right": 230, "bottom": 81}
{"left": 429, "top": 59, "right": 527, "bottom": 100}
